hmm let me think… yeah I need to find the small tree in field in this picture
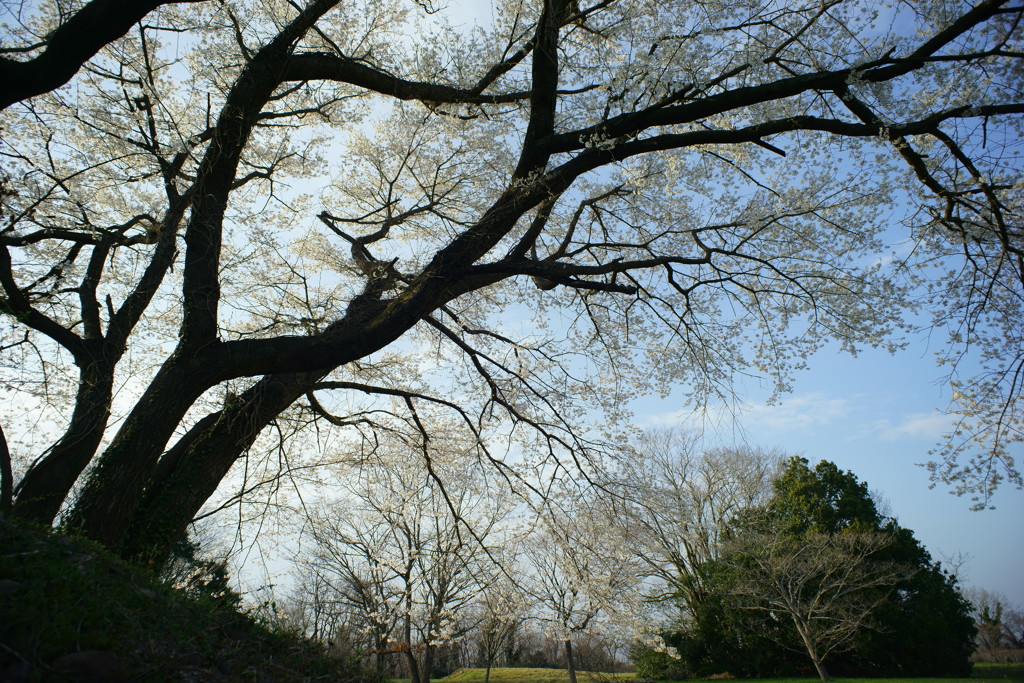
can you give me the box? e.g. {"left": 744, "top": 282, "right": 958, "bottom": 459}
{"left": 646, "top": 457, "right": 976, "bottom": 678}
{"left": 724, "top": 528, "right": 909, "bottom": 681}
{"left": 527, "top": 491, "right": 641, "bottom": 683}
{"left": 474, "top": 580, "right": 528, "bottom": 683}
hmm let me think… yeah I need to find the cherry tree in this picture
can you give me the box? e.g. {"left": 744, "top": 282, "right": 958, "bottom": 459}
{"left": 472, "top": 577, "right": 529, "bottom": 683}
{"left": 1, "top": 0, "right": 1023, "bottom": 564}
{"left": 297, "top": 440, "right": 510, "bottom": 682}
{"left": 525, "top": 490, "right": 642, "bottom": 683}
{"left": 625, "top": 430, "right": 783, "bottom": 609}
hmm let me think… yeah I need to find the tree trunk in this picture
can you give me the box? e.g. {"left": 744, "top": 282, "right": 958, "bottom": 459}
{"left": 811, "top": 656, "right": 832, "bottom": 682}
{"left": 793, "top": 619, "right": 831, "bottom": 682}
{"left": 402, "top": 608, "right": 421, "bottom": 683}
{"left": 11, "top": 201, "right": 182, "bottom": 526}
{"left": 565, "top": 639, "right": 578, "bottom": 683}
{"left": 0, "top": 422, "right": 11, "bottom": 512}
{"left": 63, "top": 355, "right": 214, "bottom": 549}
{"left": 121, "top": 369, "right": 325, "bottom": 564}
{"left": 404, "top": 648, "right": 422, "bottom": 683}
{"left": 12, "top": 355, "right": 114, "bottom": 524}
{"left": 61, "top": 0, "right": 345, "bottom": 550}
{"left": 422, "top": 643, "right": 434, "bottom": 683}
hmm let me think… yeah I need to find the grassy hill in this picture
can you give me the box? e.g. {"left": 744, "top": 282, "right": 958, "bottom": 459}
{"left": 0, "top": 515, "right": 363, "bottom": 681}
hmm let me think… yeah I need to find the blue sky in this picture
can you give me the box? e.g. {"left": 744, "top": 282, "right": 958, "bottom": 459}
{"left": 636, "top": 336, "right": 1024, "bottom": 607}
{"left": 440, "top": 0, "right": 1024, "bottom": 609}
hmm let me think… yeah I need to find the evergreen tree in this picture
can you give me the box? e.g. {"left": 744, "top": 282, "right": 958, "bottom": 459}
{"left": 643, "top": 457, "right": 976, "bottom": 679}
{"left": 767, "top": 458, "right": 976, "bottom": 677}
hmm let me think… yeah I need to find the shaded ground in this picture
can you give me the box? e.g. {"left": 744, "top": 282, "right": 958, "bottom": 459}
{"left": 0, "top": 516, "right": 364, "bottom": 682}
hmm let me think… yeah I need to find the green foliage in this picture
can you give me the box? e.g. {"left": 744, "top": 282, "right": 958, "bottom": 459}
{"left": 634, "top": 560, "right": 809, "bottom": 679}
{"left": 629, "top": 641, "right": 691, "bottom": 680}
{"left": 766, "top": 457, "right": 883, "bottom": 535}
{"left": 159, "top": 532, "right": 243, "bottom": 610}
{"left": 643, "top": 457, "right": 976, "bottom": 680}
{"left": 0, "top": 515, "right": 371, "bottom": 681}
{"left": 768, "top": 458, "right": 976, "bottom": 677}
{"left": 846, "top": 552, "right": 976, "bottom": 677}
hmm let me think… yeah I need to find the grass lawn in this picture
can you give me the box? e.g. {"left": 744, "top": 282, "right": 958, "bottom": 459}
{"left": 390, "top": 662, "right": 1024, "bottom": 683}
{"left": 390, "top": 669, "right": 634, "bottom": 683}
{"left": 442, "top": 669, "right": 635, "bottom": 682}
{"left": 970, "top": 662, "right": 1024, "bottom": 681}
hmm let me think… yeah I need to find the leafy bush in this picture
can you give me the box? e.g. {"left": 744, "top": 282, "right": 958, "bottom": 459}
{"left": 629, "top": 641, "right": 691, "bottom": 681}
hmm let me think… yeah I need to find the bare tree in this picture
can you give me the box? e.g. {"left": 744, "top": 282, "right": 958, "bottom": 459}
{"left": 626, "top": 430, "right": 783, "bottom": 609}
{"left": 966, "top": 587, "right": 1024, "bottom": 662}
{"left": 287, "top": 570, "right": 347, "bottom": 645}
{"left": 298, "top": 443, "right": 509, "bottom": 682}
{"left": 2, "top": 0, "right": 1023, "bottom": 565}
{"left": 724, "top": 529, "right": 912, "bottom": 682}
{"left": 299, "top": 514, "right": 403, "bottom": 675}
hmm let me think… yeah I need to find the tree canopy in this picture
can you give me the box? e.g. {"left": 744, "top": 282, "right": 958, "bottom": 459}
{"left": 645, "top": 457, "right": 976, "bottom": 679}
{"left": 1, "top": 0, "right": 1023, "bottom": 562}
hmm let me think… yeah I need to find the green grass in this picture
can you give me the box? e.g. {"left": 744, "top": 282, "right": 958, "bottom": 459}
{"left": 971, "top": 662, "right": 1024, "bottom": 681}
{"left": 694, "top": 661, "right": 1024, "bottom": 683}
{"left": 389, "top": 663, "right": 1024, "bottom": 683}
{"left": 0, "top": 516, "right": 362, "bottom": 681}
{"left": 440, "top": 668, "right": 635, "bottom": 682}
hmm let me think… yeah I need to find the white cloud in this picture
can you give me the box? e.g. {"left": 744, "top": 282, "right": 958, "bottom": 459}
{"left": 639, "top": 394, "right": 955, "bottom": 446}
{"left": 640, "top": 392, "right": 856, "bottom": 434}
{"left": 876, "top": 411, "right": 953, "bottom": 441}
{"left": 742, "top": 392, "right": 855, "bottom": 432}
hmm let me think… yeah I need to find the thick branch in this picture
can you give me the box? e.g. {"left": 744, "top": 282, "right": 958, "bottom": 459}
{"left": 0, "top": 0, "right": 208, "bottom": 110}
{"left": 545, "top": 0, "right": 1020, "bottom": 155}
{"left": 0, "top": 243, "right": 85, "bottom": 357}
{"left": 512, "top": 0, "right": 564, "bottom": 178}
{"left": 283, "top": 53, "right": 528, "bottom": 104}
{"left": 179, "top": 0, "right": 343, "bottom": 347}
